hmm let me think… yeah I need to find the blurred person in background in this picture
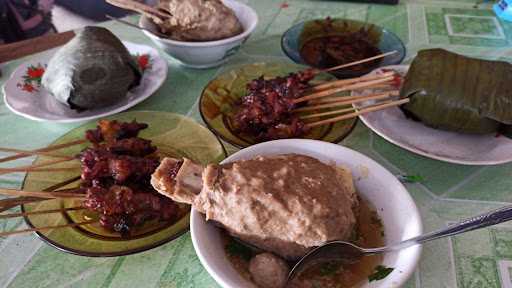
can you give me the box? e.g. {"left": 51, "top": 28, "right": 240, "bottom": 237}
{"left": 53, "top": 0, "right": 132, "bottom": 21}
{"left": 0, "top": 0, "right": 55, "bottom": 43}
{"left": 0, "top": 0, "right": 133, "bottom": 44}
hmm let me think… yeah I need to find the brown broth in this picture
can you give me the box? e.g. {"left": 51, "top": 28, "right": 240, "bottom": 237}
{"left": 223, "top": 197, "right": 385, "bottom": 288}
{"left": 300, "top": 35, "right": 382, "bottom": 72}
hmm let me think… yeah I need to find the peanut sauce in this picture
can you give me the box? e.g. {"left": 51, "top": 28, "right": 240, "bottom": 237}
{"left": 224, "top": 197, "right": 385, "bottom": 288}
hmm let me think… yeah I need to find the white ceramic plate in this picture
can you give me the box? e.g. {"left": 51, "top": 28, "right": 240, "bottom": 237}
{"left": 354, "top": 65, "right": 512, "bottom": 165}
{"left": 3, "top": 41, "right": 167, "bottom": 123}
{"left": 139, "top": 0, "right": 258, "bottom": 68}
{"left": 191, "top": 139, "right": 422, "bottom": 288}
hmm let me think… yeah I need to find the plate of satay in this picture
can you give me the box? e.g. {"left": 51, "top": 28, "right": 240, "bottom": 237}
{"left": 352, "top": 49, "right": 512, "bottom": 165}
{"left": 0, "top": 111, "right": 226, "bottom": 256}
{"left": 199, "top": 53, "right": 401, "bottom": 148}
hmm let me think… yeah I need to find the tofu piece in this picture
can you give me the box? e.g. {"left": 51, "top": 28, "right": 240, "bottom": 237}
{"left": 151, "top": 157, "right": 204, "bottom": 204}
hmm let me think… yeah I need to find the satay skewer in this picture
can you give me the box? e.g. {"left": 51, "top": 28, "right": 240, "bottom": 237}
{"left": 0, "top": 139, "right": 86, "bottom": 164}
{"left": 299, "top": 97, "right": 398, "bottom": 120}
{"left": 293, "top": 76, "right": 395, "bottom": 104}
{"left": 43, "top": 176, "right": 82, "bottom": 192}
{"left": 310, "top": 71, "right": 395, "bottom": 92}
{"left": 308, "top": 83, "right": 394, "bottom": 104}
{"left": 298, "top": 51, "right": 398, "bottom": 79}
{"left": 318, "top": 50, "right": 398, "bottom": 73}
{"left": 300, "top": 97, "right": 403, "bottom": 119}
{"left": 295, "top": 91, "right": 399, "bottom": 113}
{"left": 0, "top": 158, "right": 77, "bottom": 175}
{"left": 0, "top": 197, "right": 41, "bottom": 213}
{"left": 0, "top": 176, "right": 81, "bottom": 213}
{"left": 0, "top": 188, "right": 86, "bottom": 199}
{"left": 300, "top": 106, "right": 357, "bottom": 120}
{"left": 106, "top": 0, "right": 171, "bottom": 23}
{"left": 0, "top": 148, "right": 74, "bottom": 159}
{"left": 0, "top": 167, "right": 79, "bottom": 175}
{"left": 305, "top": 98, "right": 410, "bottom": 128}
{"left": 0, "top": 207, "right": 84, "bottom": 219}
{"left": 0, "top": 220, "right": 97, "bottom": 237}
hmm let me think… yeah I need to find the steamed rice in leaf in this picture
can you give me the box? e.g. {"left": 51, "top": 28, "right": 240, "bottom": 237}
{"left": 42, "top": 26, "right": 141, "bottom": 110}
{"left": 400, "top": 49, "right": 512, "bottom": 134}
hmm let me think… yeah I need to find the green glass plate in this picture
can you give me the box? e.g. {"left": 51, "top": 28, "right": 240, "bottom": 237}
{"left": 21, "top": 111, "right": 226, "bottom": 257}
{"left": 199, "top": 62, "right": 357, "bottom": 148}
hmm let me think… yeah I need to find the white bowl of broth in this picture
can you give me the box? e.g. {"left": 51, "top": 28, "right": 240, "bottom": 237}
{"left": 190, "top": 139, "right": 422, "bottom": 288}
{"left": 139, "top": 0, "right": 258, "bottom": 69}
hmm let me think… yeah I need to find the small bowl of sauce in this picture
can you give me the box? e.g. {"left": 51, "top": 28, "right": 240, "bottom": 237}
{"left": 281, "top": 18, "right": 406, "bottom": 78}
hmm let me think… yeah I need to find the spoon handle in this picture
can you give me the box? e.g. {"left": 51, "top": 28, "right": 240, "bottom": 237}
{"left": 385, "top": 205, "right": 512, "bottom": 252}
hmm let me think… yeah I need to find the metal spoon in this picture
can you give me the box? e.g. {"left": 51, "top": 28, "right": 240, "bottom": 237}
{"left": 105, "top": 15, "right": 169, "bottom": 38}
{"left": 287, "top": 204, "right": 512, "bottom": 283}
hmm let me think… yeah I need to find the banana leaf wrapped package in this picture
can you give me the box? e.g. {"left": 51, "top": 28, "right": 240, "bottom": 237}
{"left": 399, "top": 49, "right": 512, "bottom": 134}
{"left": 42, "top": 26, "right": 141, "bottom": 110}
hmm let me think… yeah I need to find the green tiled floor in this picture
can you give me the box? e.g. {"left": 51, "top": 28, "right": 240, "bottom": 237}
{"left": 426, "top": 7, "right": 512, "bottom": 47}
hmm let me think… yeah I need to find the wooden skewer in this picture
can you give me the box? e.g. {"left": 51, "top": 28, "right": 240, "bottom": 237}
{"left": 0, "top": 176, "right": 81, "bottom": 213}
{"left": 319, "top": 51, "right": 398, "bottom": 73}
{"left": 42, "top": 176, "right": 82, "bottom": 192}
{"left": 300, "top": 106, "right": 356, "bottom": 120}
{"left": 0, "top": 220, "right": 97, "bottom": 237}
{"left": 293, "top": 76, "right": 394, "bottom": 104}
{"left": 309, "top": 83, "right": 396, "bottom": 104}
{"left": 0, "top": 188, "right": 85, "bottom": 199}
{"left": 0, "top": 148, "right": 74, "bottom": 159}
{"left": 308, "top": 96, "right": 341, "bottom": 105}
{"left": 300, "top": 99, "right": 396, "bottom": 120}
{"left": 0, "top": 207, "right": 84, "bottom": 219}
{"left": 51, "top": 187, "right": 83, "bottom": 194}
{"left": 314, "top": 90, "right": 400, "bottom": 105}
{"left": 106, "top": 15, "right": 169, "bottom": 38}
{"left": 310, "top": 71, "right": 395, "bottom": 92}
{"left": 295, "top": 91, "right": 399, "bottom": 112}
{"left": 295, "top": 77, "right": 395, "bottom": 104}
{"left": 0, "top": 158, "right": 77, "bottom": 175}
{"left": 0, "top": 166, "right": 79, "bottom": 175}
{"left": 306, "top": 98, "right": 410, "bottom": 128}
{"left": 106, "top": 0, "right": 171, "bottom": 20}
{"left": 0, "top": 139, "right": 86, "bottom": 164}
{"left": 0, "top": 197, "right": 42, "bottom": 213}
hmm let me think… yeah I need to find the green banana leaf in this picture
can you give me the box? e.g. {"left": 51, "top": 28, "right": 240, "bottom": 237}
{"left": 400, "top": 49, "right": 512, "bottom": 134}
{"left": 42, "top": 26, "right": 141, "bottom": 110}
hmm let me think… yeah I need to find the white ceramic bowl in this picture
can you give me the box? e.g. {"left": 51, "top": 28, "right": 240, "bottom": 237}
{"left": 191, "top": 139, "right": 423, "bottom": 288}
{"left": 139, "top": 0, "right": 258, "bottom": 68}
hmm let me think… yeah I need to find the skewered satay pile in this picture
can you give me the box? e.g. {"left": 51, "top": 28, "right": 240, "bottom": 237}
{"left": 0, "top": 120, "right": 187, "bottom": 236}
{"left": 231, "top": 52, "right": 405, "bottom": 141}
{"left": 79, "top": 120, "right": 184, "bottom": 234}
{"left": 234, "top": 70, "right": 316, "bottom": 140}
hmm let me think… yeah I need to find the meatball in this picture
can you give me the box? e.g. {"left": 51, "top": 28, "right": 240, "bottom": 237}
{"left": 249, "top": 253, "right": 289, "bottom": 288}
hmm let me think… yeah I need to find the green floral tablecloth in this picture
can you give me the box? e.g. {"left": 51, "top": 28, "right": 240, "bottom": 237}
{"left": 2, "top": 0, "right": 512, "bottom": 287}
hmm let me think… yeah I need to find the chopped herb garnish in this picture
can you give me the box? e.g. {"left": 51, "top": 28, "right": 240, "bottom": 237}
{"left": 319, "top": 261, "right": 342, "bottom": 276}
{"left": 225, "top": 240, "right": 253, "bottom": 261}
{"left": 368, "top": 265, "right": 394, "bottom": 282}
{"left": 398, "top": 174, "right": 424, "bottom": 183}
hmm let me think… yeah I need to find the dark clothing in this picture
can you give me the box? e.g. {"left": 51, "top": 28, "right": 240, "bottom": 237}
{"left": 0, "top": 0, "right": 55, "bottom": 43}
{"left": 55, "top": 0, "right": 131, "bottom": 21}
